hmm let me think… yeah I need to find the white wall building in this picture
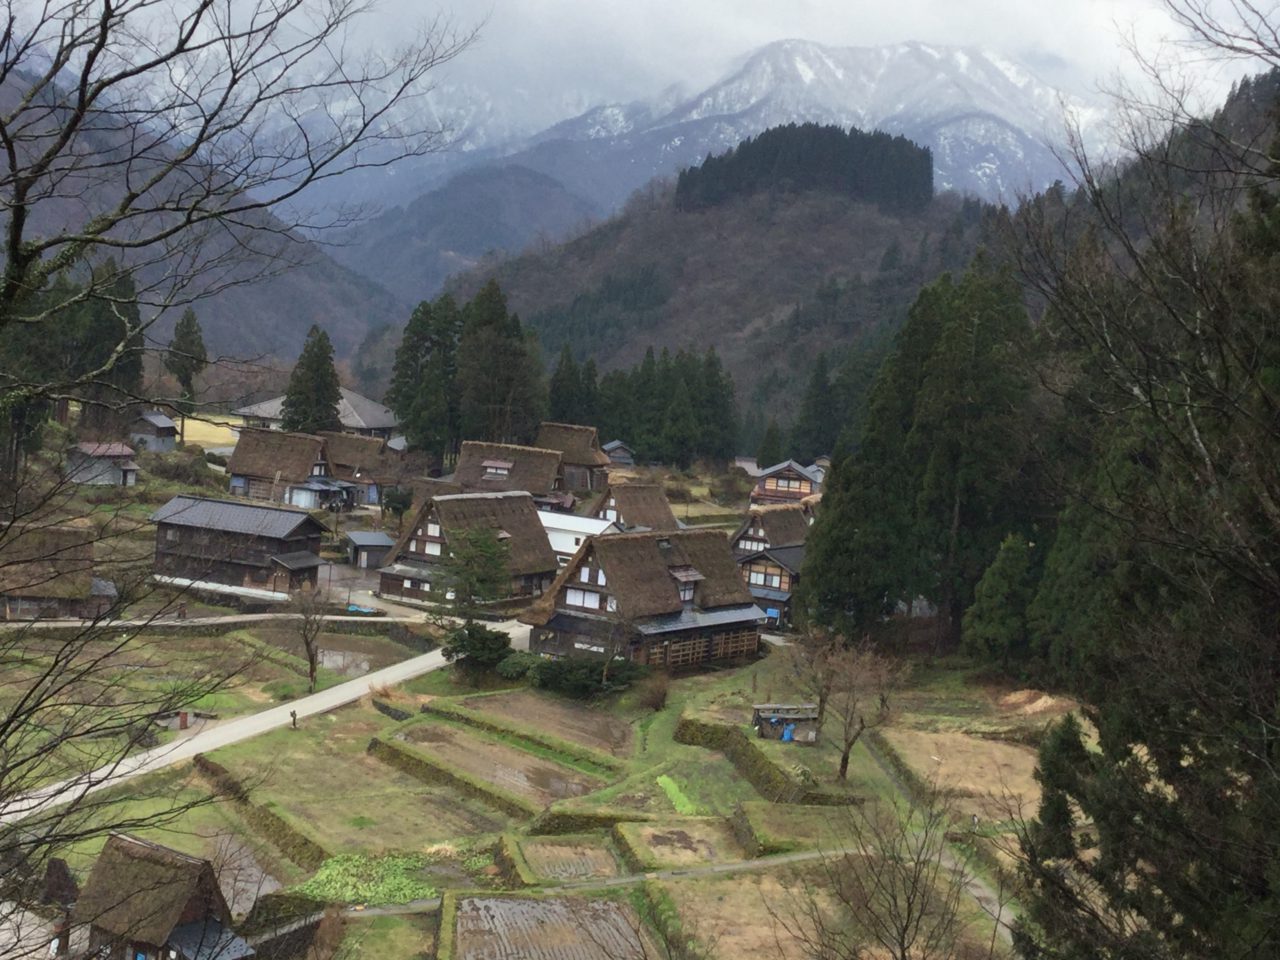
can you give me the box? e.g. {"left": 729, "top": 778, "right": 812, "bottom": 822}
{"left": 537, "top": 512, "right": 621, "bottom": 566}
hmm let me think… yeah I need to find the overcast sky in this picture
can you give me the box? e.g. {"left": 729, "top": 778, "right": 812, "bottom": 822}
{"left": 368, "top": 0, "right": 1245, "bottom": 115}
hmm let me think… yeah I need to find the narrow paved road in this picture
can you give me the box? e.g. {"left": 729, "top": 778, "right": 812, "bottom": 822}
{"left": 0, "top": 618, "right": 530, "bottom": 826}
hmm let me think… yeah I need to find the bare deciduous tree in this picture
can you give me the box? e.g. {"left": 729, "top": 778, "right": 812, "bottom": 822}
{"left": 291, "top": 588, "right": 327, "bottom": 695}
{"left": 788, "top": 625, "right": 845, "bottom": 729}
{"left": 826, "top": 642, "right": 907, "bottom": 780}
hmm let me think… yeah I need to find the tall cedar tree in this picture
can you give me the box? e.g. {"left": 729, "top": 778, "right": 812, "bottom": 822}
{"left": 660, "top": 377, "right": 699, "bottom": 468}
{"left": 789, "top": 352, "right": 834, "bottom": 461}
{"left": 456, "top": 280, "right": 545, "bottom": 444}
{"left": 165, "top": 308, "right": 208, "bottom": 434}
{"left": 78, "top": 261, "right": 144, "bottom": 435}
{"left": 756, "top": 419, "right": 784, "bottom": 467}
{"left": 280, "top": 325, "right": 342, "bottom": 434}
{"left": 386, "top": 295, "right": 462, "bottom": 463}
{"left": 548, "top": 345, "right": 582, "bottom": 422}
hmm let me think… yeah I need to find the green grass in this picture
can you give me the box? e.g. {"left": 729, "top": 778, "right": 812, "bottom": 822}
{"left": 341, "top": 915, "right": 436, "bottom": 960}
{"left": 656, "top": 775, "right": 701, "bottom": 816}
{"left": 401, "top": 667, "right": 525, "bottom": 697}
{"left": 295, "top": 854, "right": 438, "bottom": 905}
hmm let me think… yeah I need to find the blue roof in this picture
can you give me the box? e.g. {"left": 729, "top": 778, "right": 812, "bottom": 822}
{"left": 168, "top": 919, "right": 254, "bottom": 960}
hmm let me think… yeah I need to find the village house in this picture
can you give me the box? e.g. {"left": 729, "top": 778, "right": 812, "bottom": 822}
{"left": 344, "top": 530, "right": 395, "bottom": 570}
{"left": 535, "top": 421, "right": 612, "bottom": 491}
{"left": 151, "top": 495, "right": 326, "bottom": 599}
{"left": 737, "top": 543, "right": 805, "bottom": 627}
{"left": 71, "top": 834, "right": 253, "bottom": 960}
{"left": 602, "top": 439, "right": 635, "bottom": 466}
{"left": 66, "top": 442, "right": 138, "bottom": 486}
{"left": 378, "top": 491, "right": 558, "bottom": 604}
{"left": 730, "top": 503, "right": 810, "bottom": 556}
{"left": 537, "top": 511, "right": 622, "bottom": 566}
{"left": 234, "top": 386, "right": 398, "bottom": 438}
{"left": 525, "top": 529, "right": 764, "bottom": 668}
{"left": 451, "top": 440, "right": 569, "bottom": 509}
{"left": 226, "top": 429, "right": 349, "bottom": 509}
{"left": 0, "top": 525, "right": 117, "bottom": 620}
{"left": 587, "top": 481, "right": 679, "bottom": 532}
{"left": 129, "top": 411, "right": 178, "bottom": 452}
{"left": 750, "top": 459, "right": 823, "bottom": 505}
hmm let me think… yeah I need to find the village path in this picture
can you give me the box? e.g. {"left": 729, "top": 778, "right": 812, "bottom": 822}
{"left": 0, "top": 617, "right": 531, "bottom": 825}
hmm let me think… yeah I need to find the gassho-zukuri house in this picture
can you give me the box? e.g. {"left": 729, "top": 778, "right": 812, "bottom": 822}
{"left": 523, "top": 529, "right": 764, "bottom": 668}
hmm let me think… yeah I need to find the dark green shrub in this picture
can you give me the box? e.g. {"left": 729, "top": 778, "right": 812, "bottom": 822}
{"left": 495, "top": 651, "right": 541, "bottom": 680}
{"left": 442, "top": 622, "right": 511, "bottom": 672}
{"left": 532, "top": 657, "right": 645, "bottom": 699}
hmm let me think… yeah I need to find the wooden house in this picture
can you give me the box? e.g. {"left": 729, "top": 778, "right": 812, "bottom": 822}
{"left": 317, "top": 431, "right": 412, "bottom": 506}
{"left": 151, "top": 495, "right": 326, "bottom": 599}
{"left": 535, "top": 422, "right": 611, "bottom": 491}
{"left": 344, "top": 530, "right": 395, "bottom": 570}
{"left": 730, "top": 503, "right": 810, "bottom": 556}
{"left": 234, "top": 386, "right": 398, "bottom": 438}
{"left": 129, "top": 411, "right": 178, "bottom": 453}
{"left": 750, "top": 460, "right": 823, "bottom": 505}
{"left": 71, "top": 834, "right": 253, "bottom": 960}
{"left": 602, "top": 439, "right": 635, "bottom": 466}
{"left": 451, "top": 441, "right": 568, "bottom": 509}
{"left": 737, "top": 543, "right": 805, "bottom": 627}
{"left": 0, "top": 525, "right": 117, "bottom": 620}
{"left": 525, "top": 529, "right": 763, "bottom": 668}
{"left": 66, "top": 442, "right": 138, "bottom": 487}
{"left": 587, "top": 481, "right": 679, "bottom": 532}
{"left": 378, "top": 491, "right": 558, "bottom": 604}
{"left": 226, "top": 429, "right": 349, "bottom": 509}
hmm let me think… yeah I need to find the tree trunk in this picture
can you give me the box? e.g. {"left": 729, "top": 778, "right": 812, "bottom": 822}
{"left": 839, "top": 746, "right": 852, "bottom": 780}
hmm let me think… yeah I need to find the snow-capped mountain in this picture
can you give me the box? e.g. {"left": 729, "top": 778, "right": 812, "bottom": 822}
{"left": 503, "top": 39, "right": 1104, "bottom": 205}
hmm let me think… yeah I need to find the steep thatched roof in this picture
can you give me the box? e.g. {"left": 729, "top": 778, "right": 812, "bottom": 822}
{"left": 0, "top": 524, "right": 95, "bottom": 600}
{"left": 587, "top": 482, "right": 678, "bottom": 532}
{"left": 528, "top": 529, "right": 751, "bottom": 625}
{"left": 454, "top": 441, "right": 561, "bottom": 495}
{"left": 317, "top": 431, "right": 386, "bottom": 482}
{"left": 535, "top": 422, "right": 610, "bottom": 468}
{"left": 226, "top": 429, "right": 327, "bottom": 484}
{"left": 393, "top": 491, "right": 557, "bottom": 579}
{"left": 72, "top": 835, "right": 230, "bottom": 947}
{"left": 731, "top": 504, "right": 810, "bottom": 549}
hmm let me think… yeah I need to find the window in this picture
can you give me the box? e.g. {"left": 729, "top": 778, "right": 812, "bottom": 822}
{"left": 566, "top": 588, "right": 600, "bottom": 609}
{"left": 311, "top": 462, "right": 326, "bottom": 476}
{"left": 679, "top": 583, "right": 694, "bottom": 602}
{"left": 738, "top": 538, "right": 766, "bottom": 553}
{"left": 403, "top": 578, "right": 413, "bottom": 589}
{"left": 485, "top": 465, "right": 510, "bottom": 477}
{"left": 574, "top": 537, "right": 583, "bottom": 546}
{"left": 427, "top": 522, "right": 441, "bottom": 538}
{"left": 165, "top": 527, "right": 178, "bottom": 542}
{"left": 602, "top": 509, "right": 617, "bottom": 521}
{"left": 409, "top": 539, "right": 418, "bottom": 553}
{"left": 597, "top": 568, "right": 606, "bottom": 586}
{"left": 416, "top": 527, "right": 423, "bottom": 536}
{"left": 579, "top": 566, "right": 591, "bottom": 582}
{"left": 425, "top": 541, "right": 442, "bottom": 556}
{"left": 606, "top": 596, "right": 618, "bottom": 613}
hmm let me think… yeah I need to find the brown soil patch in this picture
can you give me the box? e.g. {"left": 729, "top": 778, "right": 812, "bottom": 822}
{"left": 663, "top": 872, "right": 817, "bottom": 960}
{"left": 463, "top": 691, "right": 633, "bottom": 756}
{"left": 399, "top": 723, "right": 604, "bottom": 806}
{"left": 882, "top": 727, "right": 1042, "bottom": 820}
{"left": 454, "top": 897, "right": 645, "bottom": 960}
{"left": 250, "top": 627, "right": 415, "bottom": 676}
{"left": 632, "top": 820, "right": 746, "bottom": 868}
{"left": 519, "top": 840, "right": 619, "bottom": 880}
{"left": 997, "top": 689, "right": 1075, "bottom": 717}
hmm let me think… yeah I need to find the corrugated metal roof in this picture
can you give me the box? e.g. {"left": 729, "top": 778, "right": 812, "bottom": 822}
{"left": 757, "top": 459, "right": 823, "bottom": 483}
{"left": 138, "top": 411, "right": 176, "bottom": 429}
{"left": 345, "top": 531, "right": 395, "bottom": 547}
{"left": 234, "top": 387, "right": 397, "bottom": 430}
{"left": 151, "top": 495, "right": 322, "bottom": 539}
{"left": 635, "top": 603, "right": 765, "bottom": 635}
{"left": 271, "top": 551, "right": 322, "bottom": 571}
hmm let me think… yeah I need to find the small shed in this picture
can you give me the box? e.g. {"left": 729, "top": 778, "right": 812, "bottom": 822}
{"left": 345, "top": 530, "right": 395, "bottom": 569}
{"left": 130, "top": 410, "right": 178, "bottom": 452}
{"left": 602, "top": 439, "right": 635, "bottom": 466}
{"left": 67, "top": 442, "right": 138, "bottom": 486}
{"left": 752, "top": 703, "right": 820, "bottom": 744}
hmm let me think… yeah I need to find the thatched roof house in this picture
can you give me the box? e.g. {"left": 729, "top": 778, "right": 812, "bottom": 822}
{"left": 379, "top": 491, "right": 558, "bottom": 603}
{"left": 535, "top": 422, "right": 610, "bottom": 490}
{"left": 452, "top": 441, "right": 562, "bottom": 497}
{"left": 226, "top": 429, "right": 342, "bottom": 509}
{"left": 731, "top": 503, "right": 811, "bottom": 555}
{"left": 0, "top": 524, "right": 115, "bottom": 620}
{"left": 525, "top": 529, "right": 762, "bottom": 668}
{"left": 587, "top": 481, "right": 679, "bottom": 532}
{"left": 73, "top": 834, "right": 253, "bottom": 960}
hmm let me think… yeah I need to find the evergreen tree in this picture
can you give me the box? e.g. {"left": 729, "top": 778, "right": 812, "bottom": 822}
{"left": 962, "top": 533, "right": 1036, "bottom": 668}
{"left": 698, "top": 348, "right": 737, "bottom": 462}
{"left": 789, "top": 353, "right": 833, "bottom": 462}
{"left": 659, "top": 378, "right": 699, "bottom": 468}
{"left": 387, "top": 295, "right": 462, "bottom": 463}
{"left": 280, "top": 324, "right": 342, "bottom": 434}
{"left": 756, "top": 419, "right": 784, "bottom": 467}
{"left": 456, "top": 280, "right": 545, "bottom": 443}
{"left": 165, "top": 308, "right": 207, "bottom": 438}
{"left": 78, "top": 261, "right": 144, "bottom": 434}
{"left": 548, "top": 345, "right": 582, "bottom": 422}
{"left": 630, "top": 347, "right": 662, "bottom": 459}
{"left": 579, "top": 358, "right": 600, "bottom": 426}
{"left": 440, "top": 526, "right": 511, "bottom": 623}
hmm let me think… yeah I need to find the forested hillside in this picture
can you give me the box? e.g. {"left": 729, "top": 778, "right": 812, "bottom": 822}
{"left": 357, "top": 123, "right": 990, "bottom": 448}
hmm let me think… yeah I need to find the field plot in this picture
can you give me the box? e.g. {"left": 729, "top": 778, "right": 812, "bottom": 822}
{"left": 619, "top": 820, "right": 746, "bottom": 869}
{"left": 244, "top": 625, "right": 419, "bottom": 678}
{"left": 211, "top": 707, "right": 506, "bottom": 853}
{"left": 518, "top": 838, "right": 620, "bottom": 881}
{"left": 398, "top": 723, "right": 605, "bottom": 806}
{"left": 661, "top": 871, "right": 814, "bottom": 960}
{"left": 453, "top": 897, "right": 645, "bottom": 960}
{"left": 463, "top": 690, "right": 633, "bottom": 757}
{"left": 881, "top": 727, "right": 1041, "bottom": 820}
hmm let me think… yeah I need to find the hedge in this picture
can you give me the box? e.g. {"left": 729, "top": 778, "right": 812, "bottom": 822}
{"left": 436, "top": 890, "right": 459, "bottom": 960}
{"left": 674, "top": 711, "right": 862, "bottom": 807}
{"left": 416, "top": 700, "right": 623, "bottom": 775}
{"left": 365, "top": 737, "right": 540, "bottom": 818}
{"left": 240, "top": 891, "right": 326, "bottom": 935}
{"left": 611, "top": 822, "right": 653, "bottom": 872}
{"left": 371, "top": 698, "right": 414, "bottom": 722}
{"left": 193, "top": 754, "right": 330, "bottom": 871}
{"left": 494, "top": 834, "right": 539, "bottom": 888}
{"left": 528, "top": 805, "right": 654, "bottom": 836}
